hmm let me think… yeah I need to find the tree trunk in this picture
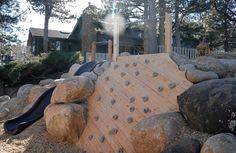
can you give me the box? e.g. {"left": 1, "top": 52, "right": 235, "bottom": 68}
{"left": 143, "top": 0, "right": 149, "bottom": 54}
{"left": 174, "top": 0, "right": 181, "bottom": 47}
{"left": 159, "top": 0, "right": 165, "bottom": 47}
{"left": 43, "top": 4, "right": 51, "bottom": 53}
{"left": 148, "top": 0, "right": 157, "bottom": 53}
{"left": 223, "top": 18, "right": 229, "bottom": 52}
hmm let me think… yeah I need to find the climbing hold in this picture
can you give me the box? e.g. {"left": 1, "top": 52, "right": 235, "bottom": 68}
{"left": 114, "top": 64, "right": 119, "bottom": 69}
{"left": 158, "top": 86, "right": 164, "bottom": 92}
{"left": 99, "top": 136, "right": 105, "bottom": 143}
{"left": 129, "top": 97, "right": 135, "bottom": 103}
{"left": 120, "top": 72, "right": 126, "bottom": 77}
{"left": 129, "top": 107, "right": 135, "bottom": 112}
{"left": 144, "top": 107, "right": 151, "bottom": 113}
{"left": 142, "top": 96, "right": 149, "bottom": 102}
{"left": 110, "top": 128, "right": 118, "bottom": 135}
{"left": 125, "top": 81, "right": 130, "bottom": 86}
{"left": 105, "top": 76, "right": 109, "bottom": 81}
{"left": 113, "top": 114, "right": 119, "bottom": 120}
{"left": 127, "top": 117, "right": 133, "bottom": 123}
{"left": 94, "top": 115, "right": 99, "bottom": 121}
{"left": 152, "top": 72, "right": 159, "bottom": 77}
{"left": 111, "top": 99, "right": 116, "bottom": 105}
{"left": 96, "top": 96, "right": 101, "bottom": 102}
{"left": 145, "top": 59, "right": 150, "bottom": 64}
{"left": 110, "top": 87, "right": 114, "bottom": 93}
{"left": 117, "top": 148, "right": 124, "bottom": 153}
{"left": 135, "top": 71, "right": 140, "bottom": 76}
{"left": 88, "top": 135, "right": 93, "bottom": 140}
{"left": 168, "top": 82, "right": 176, "bottom": 89}
{"left": 125, "top": 63, "right": 129, "bottom": 67}
{"left": 133, "top": 62, "right": 137, "bottom": 67}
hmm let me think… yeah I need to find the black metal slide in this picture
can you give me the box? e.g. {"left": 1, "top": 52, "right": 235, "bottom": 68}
{"left": 4, "top": 61, "right": 97, "bottom": 135}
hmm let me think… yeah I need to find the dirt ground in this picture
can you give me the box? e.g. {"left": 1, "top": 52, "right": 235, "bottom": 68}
{"left": 0, "top": 119, "right": 85, "bottom": 153}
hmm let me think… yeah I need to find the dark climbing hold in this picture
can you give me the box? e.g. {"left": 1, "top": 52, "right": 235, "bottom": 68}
{"left": 111, "top": 99, "right": 116, "bottom": 105}
{"left": 130, "top": 107, "right": 135, "bottom": 112}
{"left": 110, "top": 128, "right": 118, "bottom": 135}
{"left": 120, "top": 72, "right": 126, "bottom": 77}
{"left": 144, "top": 108, "right": 151, "bottom": 113}
{"left": 153, "top": 72, "right": 159, "bottom": 77}
{"left": 113, "top": 114, "right": 119, "bottom": 120}
{"left": 130, "top": 97, "right": 135, "bottom": 103}
{"left": 145, "top": 59, "right": 150, "bottom": 64}
{"left": 135, "top": 71, "right": 140, "bottom": 76}
{"left": 142, "top": 96, "right": 149, "bottom": 102}
{"left": 158, "top": 86, "right": 164, "bottom": 92}
{"left": 127, "top": 117, "right": 133, "bottom": 123}
{"left": 96, "top": 96, "right": 101, "bottom": 102}
{"left": 125, "top": 81, "right": 130, "bottom": 86}
{"left": 99, "top": 136, "right": 105, "bottom": 143}
{"left": 94, "top": 115, "right": 99, "bottom": 121}
{"left": 88, "top": 135, "right": 93, "bottom": 140}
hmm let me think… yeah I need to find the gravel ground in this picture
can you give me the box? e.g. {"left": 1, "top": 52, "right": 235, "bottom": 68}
{"left": 0, "top": 119, "right": 85, "bottom": 153}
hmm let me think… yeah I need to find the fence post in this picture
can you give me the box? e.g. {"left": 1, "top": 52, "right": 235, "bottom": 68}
{"left": 91, "top": 41, "right": 96, "bottom": 62}
{"left": 165, "top": 13, "right": 172, "bottom": 53}
{"left": 108, "top": 40, "right": 113, "bottom": 60}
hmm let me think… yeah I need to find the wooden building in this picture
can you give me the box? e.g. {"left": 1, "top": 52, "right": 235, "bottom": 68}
{"left": 27, "top": 28, "right": 81, "bottom": 55}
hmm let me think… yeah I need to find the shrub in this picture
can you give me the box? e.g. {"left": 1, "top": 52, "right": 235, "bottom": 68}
{"left": 0, "top": 51, "right": 82, "bottom": 85}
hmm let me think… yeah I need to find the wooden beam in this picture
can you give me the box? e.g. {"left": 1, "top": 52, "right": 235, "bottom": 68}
{"left": 108, "top": 40, "right": 113, "bottom": 60}
{"left": 91, "top": 41, "right": 96, "bottom": 62}
{"left": 165, "top": 13, "right": 172, "bottom": 53}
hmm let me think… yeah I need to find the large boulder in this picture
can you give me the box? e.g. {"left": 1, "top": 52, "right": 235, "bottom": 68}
{"left": 161, "top": 138, "right": 201, "bottom": 153}
{"left": 17, "top": 84, "right": 34, "bottom": 98}
{"left": 0, "top": 108, "right": 10, "bottom": 121}
{"left": 169, "top": 52, "right": 191, "bottom": 66}
{"left": 60, "top": 73, "right": 70, "bottom": 79}
{"left": 51, "top": 76, "right": 94, "bottom": 104}
{"left": 44, "top": 103, "right": 87, "bottom": 143}
{"left": 68, "top": 63, "right": 81, "bottom": 76}
{"left": 27, "top": 85, "right": 49, "bottom": 104}
{"left": 185, "top": 68, "right": 218, "bottom": 83}
{"left": 219, "top": 59, "right": 236, "bottom": 77}
{"left": 178, "top": 78, "right": 236, "bottom": 134}
{"left": 39, "top": 79, "right": 54, "bottom": 86}
{"left": 0, "top": 95, "right": 10, "bottom": 103}
{"left": 131, "top": 112, "right": 185, "bottom": 153}
{"left": 81, "top": 72, "right": 98, "bottom": 82}
{"left": 201, "top": 133, "right": 236, "bottom": 153}
{"left": 193, "top": 56, "right": 227, "bottom": 78}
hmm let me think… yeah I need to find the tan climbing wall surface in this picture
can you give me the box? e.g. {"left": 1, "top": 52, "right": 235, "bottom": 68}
{"left": 77, "top": 53, "right": 192, "bottom": 153}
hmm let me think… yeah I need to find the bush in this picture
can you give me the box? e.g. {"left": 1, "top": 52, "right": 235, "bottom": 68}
{"left": 0, "top": 51, "right": 82, "bottom": 85}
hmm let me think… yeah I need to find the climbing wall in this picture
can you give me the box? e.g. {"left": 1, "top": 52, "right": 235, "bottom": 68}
{"left": 77, "top": 53, "right": 192, "bottom": 153}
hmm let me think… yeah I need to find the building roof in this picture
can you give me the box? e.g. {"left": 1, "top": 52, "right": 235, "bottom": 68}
{"left": 29, "top": 28, "right": 71, "bottom": 39}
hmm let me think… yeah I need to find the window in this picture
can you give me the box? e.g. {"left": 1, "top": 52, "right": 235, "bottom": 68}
{"left": 51, "top": 41, "right": 61, "bottom": 51}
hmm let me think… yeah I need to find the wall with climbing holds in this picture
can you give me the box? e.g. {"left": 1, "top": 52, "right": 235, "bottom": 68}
{"left": 77, "top": 53, "right": 192, "bottom": 153}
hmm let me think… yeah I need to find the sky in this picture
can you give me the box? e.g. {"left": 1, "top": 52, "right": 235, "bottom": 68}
{"left": 18, "top": 0, "right": 102, "bottom": 43}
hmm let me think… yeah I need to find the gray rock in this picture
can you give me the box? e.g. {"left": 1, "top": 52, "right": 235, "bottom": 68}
{"left": 193, "top": 56, "right": 227, "bottom": 78}
{"left": 201, "top": 133, "right": 236, "bottom": 153}
{"left": 68, "top": 63, "right": 81, "bottom": 76}
{"left": 120, "top": 52, "right": 131, "bottom": 56}
{"left": 0, "top": 95, "right": 10, "bottom": 103}
{"left": 81, "top": 72, "right": 98, "bottom": 82}
{"left": 93, "top": 63, "right": 105, "bottom": 76}
{"left": 219, "top": 59, "right": 236, "bottom": 77}
{"left": 186, "top": 68, "right": 219, "bottom": 83}
{"left": 39, "top": 79, "right": 54, "bottom": 86}
{"left": 100, "top": 60, "right": 112, "bottom": 70}
{"left": 0, "top": 108, "right": 10, "bottom": 121}
{"left": 60, "top": 73, "right": 70, "bottom": 79}
{"left": 179, "top": 64, "right": 196, "bottom": 71}
{"left": 53, "top": 79, "right": 65, "bottom": 85}
{"left": 161, "top": 138, "right": 201, "bottom": 153}
{"left": 131, "top": 112, "right": 186, "bottom": 153}
{"left": 17, "top": 84, "right": 34, "bottom": 98}
{"left": 178, "top": 78, "right": 236, "bottom": 134}
{"left": 169, "top": 52, "right": 191, "bottom": 66}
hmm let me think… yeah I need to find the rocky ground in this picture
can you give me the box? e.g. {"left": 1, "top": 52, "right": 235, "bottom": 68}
{"left": 0, "top": 119, "right": 84, "bottom": 153}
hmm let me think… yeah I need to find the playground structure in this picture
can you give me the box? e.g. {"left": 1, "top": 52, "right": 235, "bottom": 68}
{"left": 77, "top": 52, "right": 192, "bottom": 153}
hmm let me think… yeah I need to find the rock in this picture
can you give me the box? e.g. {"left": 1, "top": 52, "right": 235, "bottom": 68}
{"left": 186, "top": 68, "right": 219, "bottom": 83}
{"left": 53, "top": 79, "right": 65, "bottom": 85}
{"left": 178, "top": 78, "right": 236, "bottom": 134}
{"left": 60, "top": 73, "right": 70, "bottom": 79}
{"left": 100, "top": 60, "right": 112, "bottom": 70}
{"left": 0, "top": 95, "right": 10, "bottom": 103}
{"left": 120, "top": 52, "right": 131, "bottom": 56}
{"left": 193, "top": 56, "right": 227, "bottom": 78}
{"left": 161, "top": 138, "right": 201, "bottom": 153}
{"left": 68, "top": 63, "right": 81, "bottom": 76}
{"left": 39, "top": 79, "right": 54, "bottom": 86}
{"left": 0, "top": 96, "right": 28, "bottom": 118}
{"left": 27, "top": 85, "right": 49, "bottom": 104}
{"left": 81, "top": 72, "right": 98, "bottom": 82}
{"left": 179, "top": 64, "right": 196, "bottom": 71}
{"left": 201, "top": 133, "right": 236, "bottom": 153}
{"left": 17, "top": 84, "right": 34, "bottom": 98}
{"left": 131, "top": 112, "right": 185, "bottom": 153}
{"left": 93, "top": 63, "right": 104, "bottom": 76}
{"left": 44, "top": 103, "right": 87, "bottom": 143}
{"left": 219, "top": 59, "right": 236, "bottom": 77}
{"left": 51, "top": 76, "right": 95, "bottom": 104}
{"left": 0, "top": 108, "right": 10, "bottom": 121}
{"left": 169, "top": 52, "right": 191, "bottom": 66}
{"left": 22, "top": 103, "right": 33, "bottom": 113}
